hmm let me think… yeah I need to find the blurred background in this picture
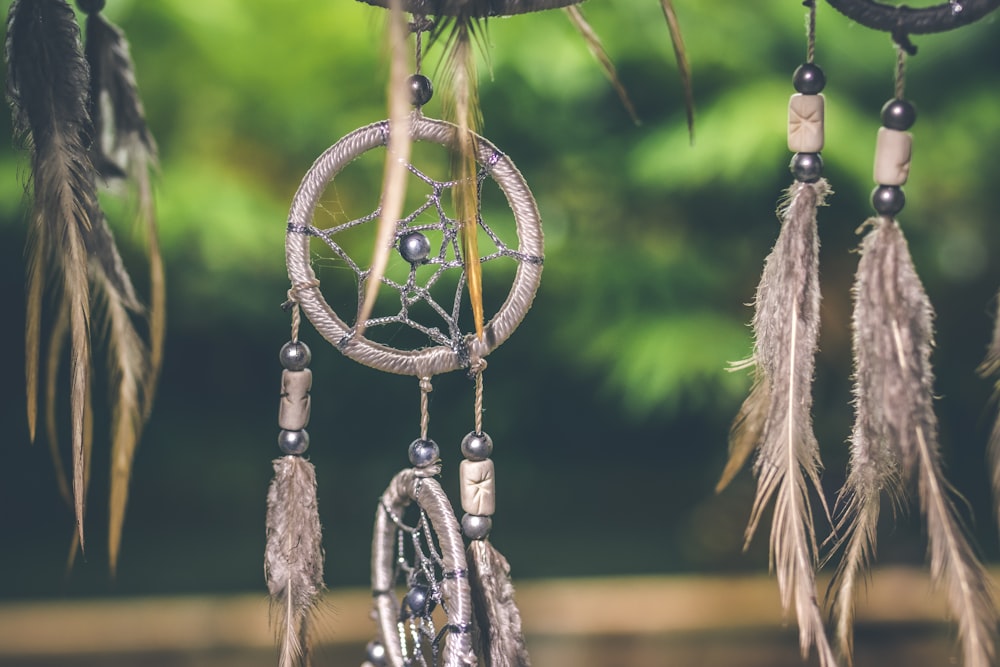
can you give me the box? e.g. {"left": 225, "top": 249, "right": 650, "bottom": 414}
{"left": 0, "top": 0, "right": 999, "bottom": 665}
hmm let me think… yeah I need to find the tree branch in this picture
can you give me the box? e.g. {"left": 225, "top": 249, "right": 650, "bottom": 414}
{"left": 825, "top": 0, "right": 1000, "bottom": 53}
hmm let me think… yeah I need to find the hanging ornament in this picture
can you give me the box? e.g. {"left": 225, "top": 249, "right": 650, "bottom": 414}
{"left": 717, "top": 3, "right": 835, "bottom": 665}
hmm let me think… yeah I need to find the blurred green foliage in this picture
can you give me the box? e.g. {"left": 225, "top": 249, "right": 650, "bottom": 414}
{"left": 0, "top": 0, "right": 998, "bottom": 598}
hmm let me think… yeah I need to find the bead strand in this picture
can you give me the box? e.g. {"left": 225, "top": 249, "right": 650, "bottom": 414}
{"left": 459, "top": 431, "right": 495, "bottom": 540}
{"left": 871, "top": 97, "right": 916, "bottom": 216}
{"left": 788, "top": 62, "right": 827, "bottom": 183}
{"left": 277, "top": 340, "right": 312, "bottom": 455}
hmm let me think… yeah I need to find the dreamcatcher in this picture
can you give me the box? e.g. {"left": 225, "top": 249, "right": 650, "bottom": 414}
{"left": 719, "top": 2, "right": 999, "bottom": 667}
{"left": 264, "top": 5, "right": 550, "bottom": 666}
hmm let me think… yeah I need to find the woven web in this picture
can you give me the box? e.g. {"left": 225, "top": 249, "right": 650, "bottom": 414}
{"left": 293, "top": 146, "right": 542, "bottom": 356}
{"left": 381, "top": 485, "right": 452, "bottom": 666}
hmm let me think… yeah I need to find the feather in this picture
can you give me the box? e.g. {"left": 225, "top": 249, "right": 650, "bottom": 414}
{"left": 266, "top": 456, "right": 325, "bottom": 667}
{"left": 358, "top": 0, "right": 412, "bottom": 334}
{"left": 563, "top": 5, "right": 640, "bottom": 126}
{"left": 6, "top": 0, "right": 97, "bottom": 549}
{"left": 45, "top": 302, "right": 73, "bottom": 507}
{"left": 469, "top": 539, "right": 531, "bottom": 667}
{"left": 978, "top": 290, "right": 1000, "bottom": 534}
{"left": 92, "top": 256, "right": 149, "bottom": 573}
{"left": 79, "top": 1, "right": 163, "bottom": 569}
{"left": 658, "top": 0, "right": 695, "bottom": 142}
{"left": 723, "top": 180, "right": 836, "bottom": 666}
{"left": 437, "top": 13, "right": 486, "bottom": 340}
{"left": 835, "top": 218, "right": 996, "bottom": 667}
{"left": 79, "top": 0, "right": 163, "bottom": 418}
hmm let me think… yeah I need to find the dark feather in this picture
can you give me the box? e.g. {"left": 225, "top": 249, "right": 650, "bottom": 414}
{"left": 469, "top": 539, "right": 531, "bottom": 667}
{"left": 6, "top": 0, "right": 97, "bottom": 549}
{"left": 564, "top": 5, "right": 640, "bottom": 126}
{"left": 978, "top": 290, "right": 1000, "bottom": 535}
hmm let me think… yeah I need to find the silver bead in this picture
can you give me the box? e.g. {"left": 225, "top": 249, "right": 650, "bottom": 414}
{"left": 366, "top": 640, "right": 388, "bottom": 667}
{"left": 404, "top": 585, "right": 435, "bottom": 616}
{"left": 278, "top": 429, "right": 309, "bottom": 455}
{"left": 279, "top": 341, "right": 311, "bottom": 371}
{"left": 460, "top": 431, "right": 493, "bottom": 461}
{"left": 399, "top": 231, "right": 431, "bottom": 264}
{"left": 461, "top": 513, "right": 492, "bottom": 540}
{"left": 408, "top": 438, "right": 439, "bottom": 467}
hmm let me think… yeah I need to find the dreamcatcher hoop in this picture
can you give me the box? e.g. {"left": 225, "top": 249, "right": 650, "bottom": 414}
{"left": 372, "top": 468, "right": 475, "bottom": 667}
{"left": 285, "top": 113, "right": 544, "bottom": 378}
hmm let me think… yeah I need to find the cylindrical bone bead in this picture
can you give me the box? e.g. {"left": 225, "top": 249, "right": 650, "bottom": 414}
{"left": 279, "top": 368, "right": 312, "bottom": 431}
{"left": 873, "top": 127, "right": 912, "bottom": 186}
{"left": 460, "top": 459, "right": 496, "bottom": 516}
{"left": 788, "top": 94, "right": 825, "bottom": 153}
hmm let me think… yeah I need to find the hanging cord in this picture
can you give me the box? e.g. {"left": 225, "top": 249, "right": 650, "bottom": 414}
{"left": 283, "top": 279, "right": 320, "bottom": 343}
{"left": 410, "top": 15, "right": 432, "bottom": 75}
{"left": 806, "top": 0, "right": 817, "bottom": 63}
{"left": 895, "top": 44, "right": 907, "bottom": 99}
{"left": 419, "top": 376, "right": 433, "bottom": 441}
{"left": 470, "top": 358, "right": 487, "bottom": 434}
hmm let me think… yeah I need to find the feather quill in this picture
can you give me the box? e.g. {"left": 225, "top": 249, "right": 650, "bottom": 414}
{"left": 469, "top": 539, "right": 531, "bottom": 667}
{"left": 563, "top": 5, "right": 640, "bottom": 126}
{"left": 833, "top": 218, "right": 995, "bottom": 667}
{"left": 358, "top": 0, "right": 412, "bottom": 334}
{"left": 722, "top": 180, "right": 836, "bottom": 666}
{"left": 978, "top": 290, "right": 1000, "bottom": 534}
{"left": 6, "top": 0, "right": 97, "bottom": 548}
{"left": 266, "top": 456, "right": 325, "bottom": 667}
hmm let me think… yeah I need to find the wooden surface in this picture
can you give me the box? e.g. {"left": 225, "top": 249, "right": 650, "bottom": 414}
{"left": 0, "top": 567, "right": 985, "bottom": 666}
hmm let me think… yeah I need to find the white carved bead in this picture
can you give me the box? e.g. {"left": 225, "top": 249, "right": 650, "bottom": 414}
{"left": 279, "top": 369, "right": 312, "bottom": 431}
{"left": 873, "top": 127, "right": 912, "bottom": 186}
{"left": 460, "top": 459, "right": 496, "bottom": 516}
{"left": 788, "top": 93, "right": 825, "bottom": 153}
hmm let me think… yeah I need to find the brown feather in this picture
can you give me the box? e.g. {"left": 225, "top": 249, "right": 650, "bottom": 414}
{"left": 564, "top": 5, "right": 640, "bottom": 126}
{"left": 658, "top": 0, "right": 695, "bottom": 142}
{"left": 977, "top": 289, "right": 1000, "bottom": 535}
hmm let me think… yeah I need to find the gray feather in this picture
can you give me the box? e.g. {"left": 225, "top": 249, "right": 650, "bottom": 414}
{"left": 266, "top": 456, "right": 325, "bottom": 667}
{"left": 469, "top": 539, "right": 531, "bottom": 667}
{"left": 835, "top": 218, "right": 996, "bottom": 667}
{"left": 726, "top": 179, "right": 836, "bottom": 666}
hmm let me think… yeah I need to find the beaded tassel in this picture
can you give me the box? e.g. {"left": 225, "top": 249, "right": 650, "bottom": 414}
{"left": 719, "top": 5, "right": 835, "bottom": 664}
{"left": 463, "top": 364, "right": 531, "bottom": 667}
{"left": 266, "top": 338, "right": 325, "bottom": 667}
{"left": 831, "top": 50, "right": 996, "bottom": 667}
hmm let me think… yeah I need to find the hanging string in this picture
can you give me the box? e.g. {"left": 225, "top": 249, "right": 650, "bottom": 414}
{"left": 471, "top": 359, "right": 488, "bottom": 435}
{"left": 284, "top": 279, "right": 320, "bottom": 343}
{"left": 806, "top": 0, "right": 817, "bottom": 63}
{"left": 895, "top": 44, "right": 907, "bottom": 99}
{"left": 420, "top": 377, "right": 433, "bottom": 441}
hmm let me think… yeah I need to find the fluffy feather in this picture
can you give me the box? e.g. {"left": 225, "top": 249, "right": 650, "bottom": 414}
{"left": 978, "top": 290, "right": 1000, "bottom": 534}
{"left": 469, "top": 539, "right": 531, "bottom": 667}
{"left": 6, "top": 0, "right": 97, "bottom": 548}
{"left": 834, "top": 218, "right": 996, "bottom": 667}
{"left": 723, "top": 180, "right": 836, "bottom": 666}
{"left": 266, "top": 456, "right": 325, "bottom": 667}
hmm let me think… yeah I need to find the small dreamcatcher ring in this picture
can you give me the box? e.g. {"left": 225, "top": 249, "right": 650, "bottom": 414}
{"left": 285, "top": 114, "right": 544, "bottom": 378}
{"left": 373, "top": 468, "right": 475, "bottom": 667}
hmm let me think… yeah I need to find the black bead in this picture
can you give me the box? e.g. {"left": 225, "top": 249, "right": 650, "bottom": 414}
{"left": 408, "top": 439, "right": 440, "bottom": 467}
{"left": 408, "top": 75, "right": 433, "bottom": 107}
{"left": 404, "top": 585, "right": 436, "bottom": 616}
{"left": 790, "top": 152, "right": 823, "bottom": 182}
{"left": 278, "top": 429, "right": 310, "bottom": 455}
{"left": 880, "top": 98, "right": 917, "bottom": 131}
{"left": 871, "top": 185, "right": 905, "bottom": 216}
{"left": 279, "top": 341, "right": 311, "bottom": 371}
{"left": 792, "top": 63, "right": 826, "bottom": 94}
{"left": 399, "top": 231, "right": 431, "bottom": 264}
{"left": 77, "top": 0, "right": 106, "bottom": 14}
